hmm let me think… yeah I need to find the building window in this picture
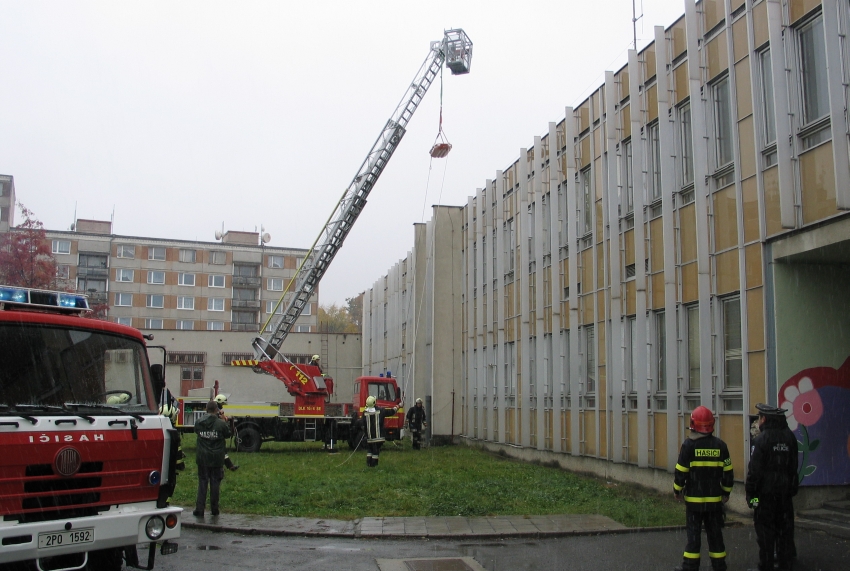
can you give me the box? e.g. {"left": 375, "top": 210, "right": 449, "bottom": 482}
{"left": 144, "top": 318, "right": 163, "bottom": 329}
{"left": 268, "top": 255, "right": 283, "bottom": 268}
{"left": 178, "top": 273, "right": 195, "bottom": 286}
{"left": 679, "top": 103, "right": 694, "bottom": 187}
{"left": 295, "top": 257, "right": 305, "bottom": 269}
{"left": 294, "top": 325, "right": 311, "bottom": 333}
{"left": 208, "top": 298, "right": 225, "bottom": 311}
{"left": 116, "top": 269, "right": 134, "bottom": 282}
{"left": 179, "top": 249, "right": 196, "bottom": 263}
{"left": 268, "top": 278, "right": 283, "bottom": 291}
{"left": 77, "top": 277, "right": 106, "bottom": 294}
{"left": 52, "top": 240, "right": 71, "bottom": 255}
{"left": 687, "top": 305, "right": 700, "bottom": 391}
{"left": 301, "top": 303, "right": 311, "bottom": 316}
{"left": 147, "top": 270, "right": 165, "bottom": 285}
{"left": 207, "top": 321, "right": 224, "bottom": 331}
{"left": 622, "top": 139, "right": 634, "bottom": 215}
{"left": 722, "top": 297, "right": 743, "bottom": 390}
{"left": 176, "top": 320, "right": 194, "bottom": 330}
{"left": 648, "top": 122, "right": 662, "bottom": 202}
{"left": 233, "top": 287, "right": 256, "bottom": 301}
{"left": 760, "top": 49, "right": 777, "bottom": 146}
{"left": 233, "top": 264, "right": 258, "bottom": 277}
{"left": 115, "top": 293, "right": 132, "bottom": 307}
{"left": 266, "top": 300, "right": 283, "bottom": 314}
{"left": 78, "top": 254, "right": 107, "bottom": 269}
{"left": 146, "top": 294, "right": 164, "bottom": 308}
{"left": 208, "top": 274, "right": 225, "bottom": 288}
{"left": 580, "top": 167, "right": 592, "bottom": 236}
{"left": 149, "top": 246, "right": 166, "bottom": 261}
{"left": 0, "top": 206, "right": 8, "bottom": 223}
{"left": 181, "top": 365, "right": 204, "bottom": 382}
{"left": 656, "top": 311, "right": 667, "bottom": 393}
{"left": 56, "top": 265, "right": 70, "bottom": 280}
{"left": 177, "top": 296, "right": 194, "bottom": 310}
{"left": 209, "top": 250, "right": 226, "bottom": 265}
{"left": 584, "top": 325, "right": 596, "bottom": 394}
{"left": 799, "top": 15, "right": 829, "bottom": 127}
{"left": 116, "top": 244, "right": 135, "bottom": 259}
{"left": 713, "top": 76, "right": 733, "bottom": 168}
{"left": 232, "top": 310, "right": 257, "bottom": 324}
{"left": 115, "top": 317, "right": 132, "bottom": 326}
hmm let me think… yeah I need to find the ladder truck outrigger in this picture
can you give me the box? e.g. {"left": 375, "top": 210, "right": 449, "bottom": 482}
{"left": 224, "top": 29, "right": 472, "bottom": 452}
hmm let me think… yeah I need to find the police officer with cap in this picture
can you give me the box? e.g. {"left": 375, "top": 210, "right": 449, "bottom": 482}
{"left": 745, "top": 403, "right": 798, "bottom": 571}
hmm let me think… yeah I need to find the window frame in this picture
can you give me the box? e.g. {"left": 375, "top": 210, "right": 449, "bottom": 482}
{"left": 144, "top": 318, "right": 163, "bottom": 330}
{"left": 116, "top": 269, "right": 134, "bottom": 283}
{"left": 686, "top": 304, "right": 700, "bottom": 392}
{"left": 268, "top": 255, "right": 284, "bottom": 269}
{"left": 146, "top": 294, "right": 164, "bottom": 308}
{"left": 177, "top": 296, "right": 195, "bottom": 310}
{"left": 207, "top": 298, "right": 225, "bottom": 312}
{"left": 712, "top": 75, "right": 734, "bottom": 169}
{"left": 208, "top": 274, "right": 225, "bottom": 288}
{"left": 178, "top": 273, "right": 196, "bottom": 287}
{"left": 148, "top": 246, "right": 166, "bottom": 261}
{"left": 116, "top": 244, "right": 135, "bottom": 259}
{"left": 147, "top": 270, "right": 166, "bottom": 285}
{"left": 178, "top": 249, "right": 197, "bottom": 264}
{"left": 207, "top": 321, "right": 224, "bottom": 331}
{"left": 52, "top": 240, "right": 71, "bottom": 255}
{"left": 115, "top": 292, "right": 132, "bottom": 307}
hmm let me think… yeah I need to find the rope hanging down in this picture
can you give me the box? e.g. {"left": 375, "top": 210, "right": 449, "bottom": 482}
{"left": 429, "top": 63, "right": 452, "bottom": 158}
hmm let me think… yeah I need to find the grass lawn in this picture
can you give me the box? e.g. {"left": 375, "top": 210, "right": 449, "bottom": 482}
{"left": 171, "top": 435, "right": 684, "bottom": 528}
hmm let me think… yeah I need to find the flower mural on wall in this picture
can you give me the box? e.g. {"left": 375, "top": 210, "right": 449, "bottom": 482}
{"left": 778, "top": 357, "right": 850, "bottom": 486}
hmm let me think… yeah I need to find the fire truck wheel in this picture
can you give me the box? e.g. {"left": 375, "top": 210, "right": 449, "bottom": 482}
{"left": 236, "top": 426, "right": 262, "bottom": 453}
{"left": 86, "top": 547, "right": 124, "bottom": 571}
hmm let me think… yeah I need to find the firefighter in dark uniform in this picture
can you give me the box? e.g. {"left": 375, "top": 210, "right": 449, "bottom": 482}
{"left": 745, "top": 403, "right": 799, "bottom": 571}
{"left": 673, "top": 405, "right": 734, "bottom": 571}
{"left": 360, "top": 395, "right": 400, "bottom": 467}
{"left": 406, "top": 398, "right": 427, "bottom": 450}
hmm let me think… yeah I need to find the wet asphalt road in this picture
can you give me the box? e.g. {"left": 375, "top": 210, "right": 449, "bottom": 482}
{"left": 155, "top": 525, "right": 849, "bottom": 570}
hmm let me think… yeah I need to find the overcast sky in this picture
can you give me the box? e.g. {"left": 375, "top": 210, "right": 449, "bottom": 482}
{"left": 1, "top": 0, "right": 687, "bottom": 306}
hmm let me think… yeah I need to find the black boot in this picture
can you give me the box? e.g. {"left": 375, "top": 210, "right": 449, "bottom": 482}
{"left": 224, "top": 455, "right": 239, "bottom": 471}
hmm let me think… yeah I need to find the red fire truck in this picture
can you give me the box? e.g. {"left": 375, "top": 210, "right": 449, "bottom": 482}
{"left": 172, "top": 372, "right": 404, "bottom": 452}
{"left": 0, "top": 286, "right": 181, "bottom": 571}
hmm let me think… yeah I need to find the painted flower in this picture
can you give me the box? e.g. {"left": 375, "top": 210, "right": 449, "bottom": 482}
{"left": 781, "top": 376, "right": 824, "bottom": 431}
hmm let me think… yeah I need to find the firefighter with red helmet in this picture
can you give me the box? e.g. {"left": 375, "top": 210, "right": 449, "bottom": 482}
{"left": 673, "top": 405, "right": 734, "bottom": 571}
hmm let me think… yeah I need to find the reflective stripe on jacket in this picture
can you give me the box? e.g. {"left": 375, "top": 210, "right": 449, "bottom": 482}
{"left": 673, "top": 433, "right": 734, "bottom": 511}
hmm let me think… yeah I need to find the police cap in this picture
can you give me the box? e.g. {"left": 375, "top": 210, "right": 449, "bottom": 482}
{"left": 755, "top": 403, "right": 787, "bottom": 417}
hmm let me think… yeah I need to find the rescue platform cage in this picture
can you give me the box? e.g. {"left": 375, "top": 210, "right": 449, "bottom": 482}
{"left": 443, "top": 29, "right": 473, "bottom": 75}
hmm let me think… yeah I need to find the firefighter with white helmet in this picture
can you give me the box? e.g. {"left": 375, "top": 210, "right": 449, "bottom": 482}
{"left": 405, "top": 397, "right": 427, "bottom": 450}
{"left": 359, "top": 395, "right": 401, "bottom": 467}
{"left": 214, "top": 394, "right": 239, "bottom": 472}
{"left": 672, "top": 405, "right": 734, "bottom": 571}
{"left": 309, "top": 354, "right": 323, "bottom": 374}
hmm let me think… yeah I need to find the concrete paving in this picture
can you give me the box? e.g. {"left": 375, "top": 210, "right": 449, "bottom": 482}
{"left": 181, "top": 510, "right": 665, "bottom": 539}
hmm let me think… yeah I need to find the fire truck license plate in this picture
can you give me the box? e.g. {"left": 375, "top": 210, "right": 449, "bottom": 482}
{"left": 38, "top": 528, "right": 94, "bottom": 549}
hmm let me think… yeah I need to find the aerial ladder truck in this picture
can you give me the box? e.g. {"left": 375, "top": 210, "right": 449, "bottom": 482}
{"left": 203, "top": 29, "right": 473, "bottom": 452}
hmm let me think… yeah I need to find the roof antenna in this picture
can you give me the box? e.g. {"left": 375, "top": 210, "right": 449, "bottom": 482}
{"left": 632, "top": 0, "right": 643, "bottom": 50}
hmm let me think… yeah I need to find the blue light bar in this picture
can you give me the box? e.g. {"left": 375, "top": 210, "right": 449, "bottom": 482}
{"left": 0, "top": 285, "right": 91, "bottom": 313}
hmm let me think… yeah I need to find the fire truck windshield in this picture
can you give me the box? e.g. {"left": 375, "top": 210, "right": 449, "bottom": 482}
{"left": 0, "top": 323, "right": 155, "bottom": 413}
{"left": 367, "top": 382, "right": 397, "bottom": 402}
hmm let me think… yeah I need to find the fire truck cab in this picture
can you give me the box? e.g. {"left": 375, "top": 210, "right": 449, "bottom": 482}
{"left": 0, "top": 286, "right": 181, "bottom": 571}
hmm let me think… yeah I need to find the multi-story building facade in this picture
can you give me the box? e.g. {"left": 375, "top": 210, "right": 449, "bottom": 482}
{"left": 364, "top": 0, "right": 850, "bottom": 507}
{"left": 0, "top": 174, "right": 15, "bottom": 232}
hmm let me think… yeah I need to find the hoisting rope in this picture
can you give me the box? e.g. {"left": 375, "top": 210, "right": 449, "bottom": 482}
{"left": 429, "top": 63, "right": 452, "bottom": 158}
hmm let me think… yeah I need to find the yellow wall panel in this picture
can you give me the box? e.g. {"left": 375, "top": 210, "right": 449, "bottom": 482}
{"left": 719, "top": 414, "right": 745, "bottom": 481}
{"left": 682, "top": 262, "right": 698, "bottom": 303}
{"left": 763, "top": 166, "right": 783, "bottom": 237}
{"left": 582, "top": 294, "right": 594, "bottom": 325}
{"left": 742, "top": 176, "right": 760, "bottom": 243}
{"left": 732, "top": 16, "right": 749, "bottom": 63}
{"left": 618, "top": 70, "right": 629, "bottom": 102}
{"left": 735, "top": 58, "right": 752, "bottom": 120}
{"left": 650, "top": 217, "right": 664, "bottom": 272}
{"left": 704, "top": 0, "right": 723, "bottom": 31}
{"left": 597, "top": 240, "right": 605, "bottom": 288}
{"left": 628, "top": 412, "right": 638, "bottom": 464}
{"left": 652, "top": 272, "right": 665, "bottom": 309}
{"left": 579, "top": 101, "right": 590, "bottom": 133}
{"left": 599, "top": 411, "right": 607, "bottom": 457}
{"left": 584, "top": 412, "right": 596, "bottom": 456}
{"left": 706, "top": 30, "right": 729, "bottom": 81}
{"left": 625, "top": 229, "right": 635, "bottom": 265}
{"left": 594, "top": 127, "right": 602, "bottom": 159}
{"left": 654, "top": 413, "right": 668, "bottom": 468}
{"left": 597, "top": 321, "right": 606, "bottom": 366}
{"left": 674, "top": 63, "right": 689, "bottom": 104}
{"left": 739, "top": 116, "right": 757, "bottom": 180}
{"left": 581, "top": 248, "right": 593, "bottom": 288}
{"left": 790, "top": 0, "right": 823, "bottom": 24}
{"left": 713, "top": 185, "right": 739, "bottom": 252}
{"left": 580, "top": 135, "right": 590, "bottom": 168}
{"left": 749, "top": 351, "right": 766, "bottom": 409}
{"left": 647, "top": 84, "right": 658, "bottom": 123}
{"left": 715, "top": 249, "right": 740, "bottom": 295}
{"left": 745, "top": 243, "right": 763, "bottom": 289}
{"left": 644, "top": 46, "right": 656, "bottom": 83}
{"left": 626, "top": 280, "right": 636, "bottom": 316}
{"left": 671, "top": 19, "right": 687, "bottom": 60}
{"left": 747, "top": 287, "right": 765, "bottom": 351}
{"left": 800, "top": 142, "right": 838, "bottom": 225}
{"left": 680, "top": 204, "right": 697, "bottom": 263}
{"left": 753, "top": 0, "right": 769, "bottom": 48}
{"left": 622, "top": 104, "right": 631, "bottom": 140}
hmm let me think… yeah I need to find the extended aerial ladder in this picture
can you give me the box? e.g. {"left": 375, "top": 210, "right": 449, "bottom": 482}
{"left": 244, "top": 29, "right": 472, "bottom": 408}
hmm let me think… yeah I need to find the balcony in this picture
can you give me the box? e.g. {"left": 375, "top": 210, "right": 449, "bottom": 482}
{"left": 77, "top": 266, "right": 108, "bottom": 278}
{"left": 231, "top": 323, "right": 259, "bottom": 332}
{"left": 83, "top": 291, "right": 108, "bottom": 305}
{"left": 231, "top": 300, "right": 260, "bottom": 309}
{"left": 232, "top": 276, "right": 261, "bottom": 287}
